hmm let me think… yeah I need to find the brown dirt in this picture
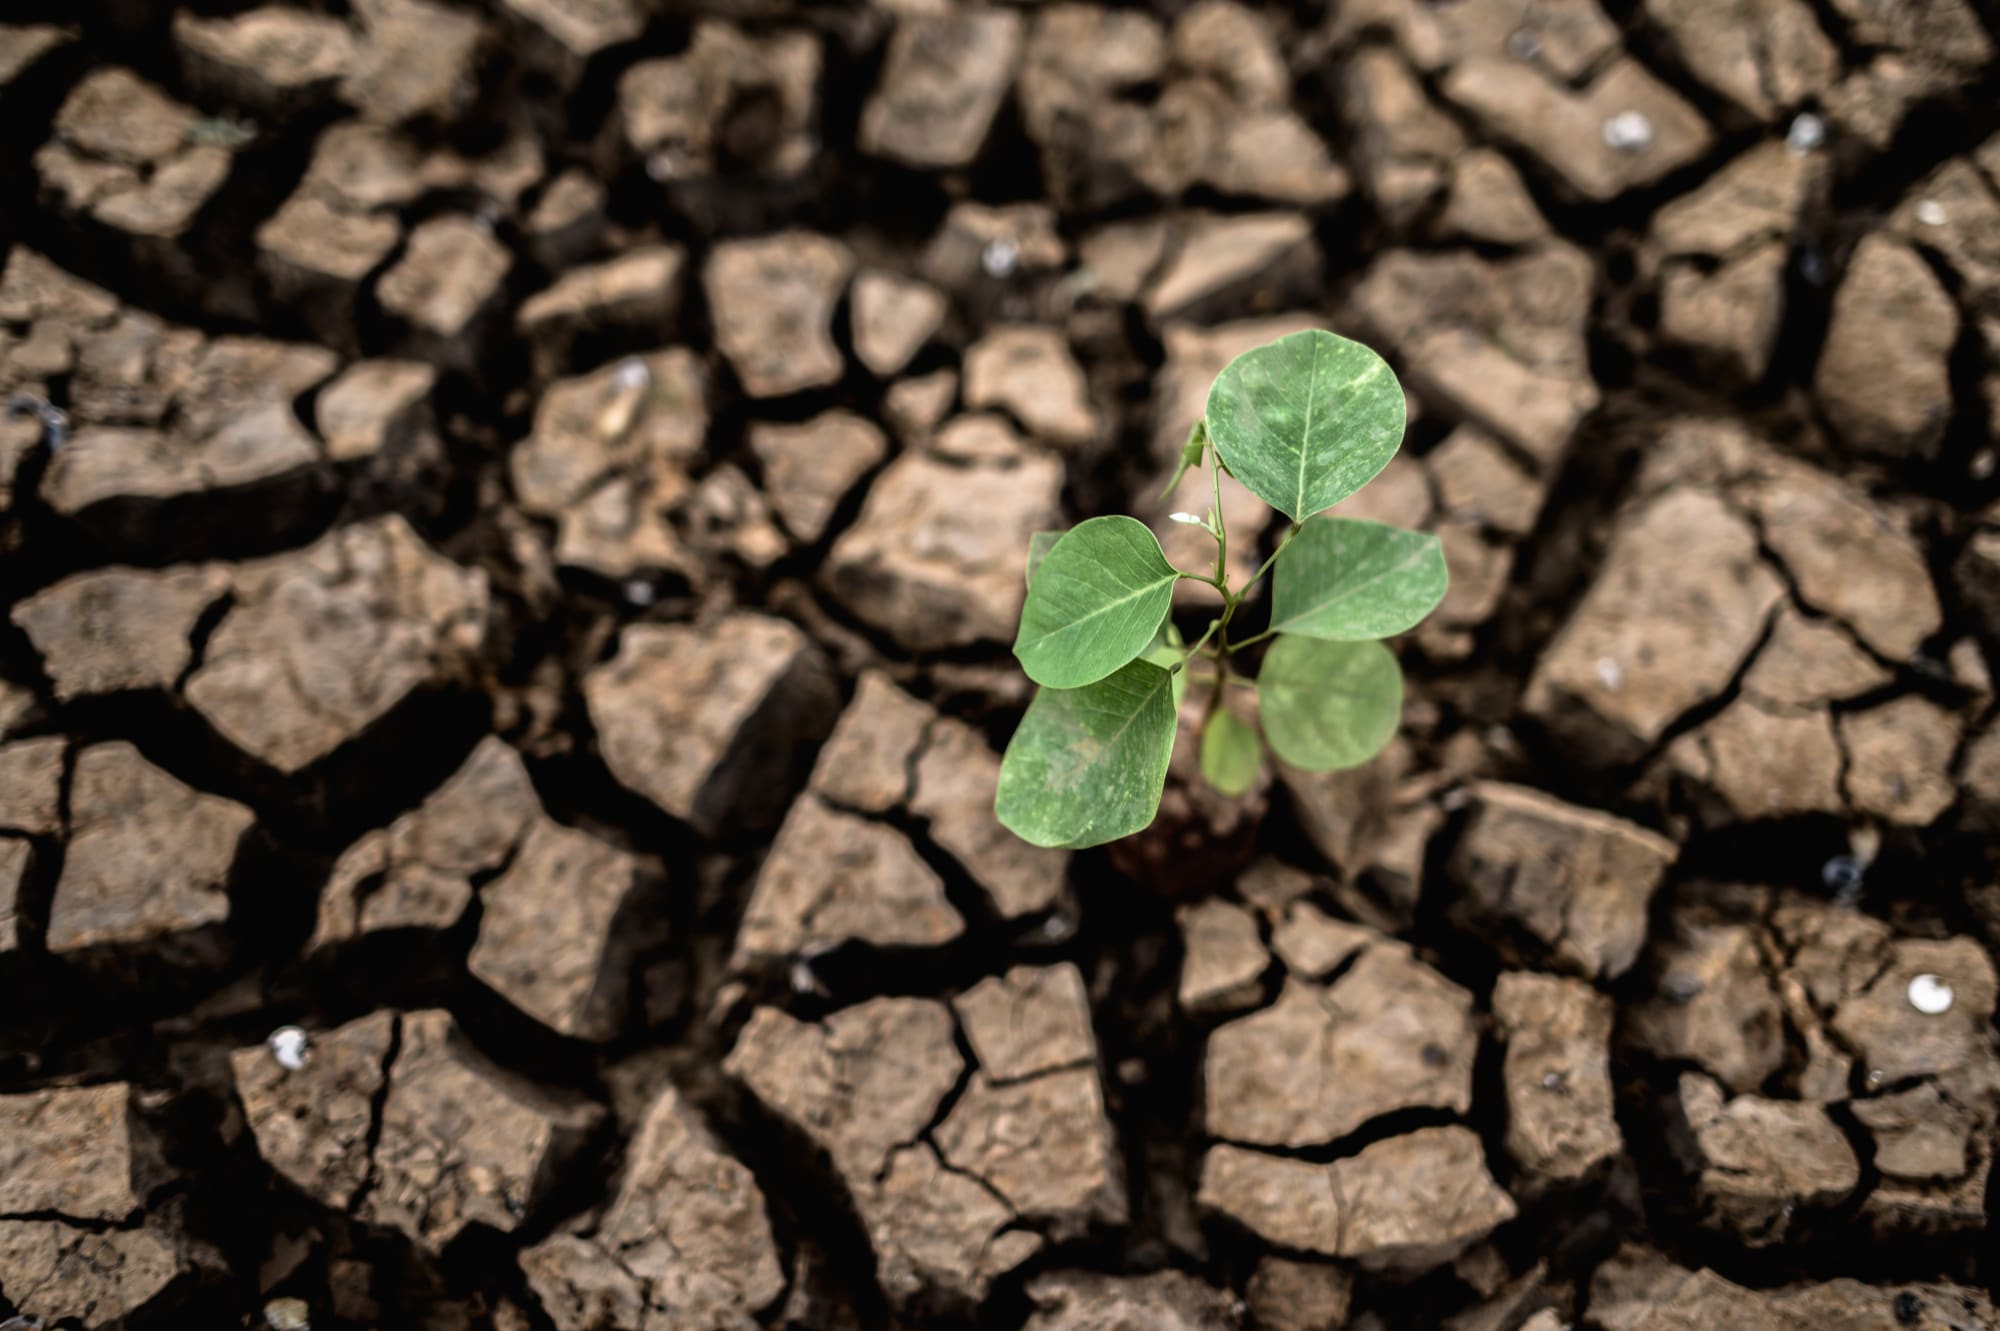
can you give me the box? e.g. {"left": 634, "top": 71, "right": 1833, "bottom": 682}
{"left": 1, "top": 1, "right": 1999, "bottom": 1329}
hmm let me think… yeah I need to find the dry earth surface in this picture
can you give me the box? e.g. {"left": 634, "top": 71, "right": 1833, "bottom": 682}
{"left": 1, "top": 0, "right": 1999, "bottom": 1328}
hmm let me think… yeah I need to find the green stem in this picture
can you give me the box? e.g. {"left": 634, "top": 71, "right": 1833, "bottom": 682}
{"left": 1177, "top": 617, "right": 1221, "bottom": 666}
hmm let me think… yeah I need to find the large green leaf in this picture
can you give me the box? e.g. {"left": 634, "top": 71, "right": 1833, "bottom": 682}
{"left": 1014, "top": 516, "right": 1181, "bottom": 688}
{"left": 995, "top": 659, "right": 1179, "bottom": 848}
{"left": 1024, "top": 530, "right": 1063, "bottom": 587}
{"left": 1269, "top": 516, "right": 1448, "bottom": 641}
{"left": 1200, "top": 706, "right": 1262, "bottom": 797}
{"left": 1258, "top": 636, "right": 1403, "bottom": 772}
{"left": 1205, "top": 329, "right": 1405, "bottom": 523}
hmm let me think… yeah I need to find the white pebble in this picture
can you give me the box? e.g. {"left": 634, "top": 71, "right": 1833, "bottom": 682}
{"left": 1602, "top": 111, "right": 1654, "bottom": 153}
{"left": 623, "top": 579, "right": 656, "bottom": 607}
{"left": 981, "top": 239, "right": 1019, "bottom": 279}
{"left": 1908, "top": 973, "right": 1954, "bottom": 1015}
{"left": 268, "top": 1026, "right": 310, "bottom": 1072}
{"left": 1594, "top": 656, "right": 1624, "bottom": 691}
{"left": 1914, "top": 199, "right": 1948, "bottom": 227}
{"left": 1784, "top": 113, "right": 1825, "bottom": 154}
{"left": 611, "top": 356, "right": 651, "bottom": 391}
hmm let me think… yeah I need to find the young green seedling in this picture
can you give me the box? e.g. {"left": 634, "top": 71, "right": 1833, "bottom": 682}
{"left": 995, "top": 329, "right": 1447, "bottom": 850}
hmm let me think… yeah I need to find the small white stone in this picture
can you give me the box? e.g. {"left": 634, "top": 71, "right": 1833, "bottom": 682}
{"left": 1908, "top": 973, "right": 1955, "bottom": 1015}
{"left": 1914, "top": 199, "right": 1948, "bottom": 227}
{"left": 623, "top": 579, "right": 656, "bottom": 607}
{"left": 1784, "top": 113, "right": 1825, "bottom": 154}
{"left": 1594, "top": 656, "right": 1624, "bottom": 691}
{"left": 981, "top": 239, "right": 1019, "bottom": 278}
{"left": 611, "top": 356, "right": 651, "bottom": 392}
{"left": 268, "top": 1026, "right": 310, "bottom": 1072}
{"left": 1602, "top": 110, "right": 1654, "bottom": 153}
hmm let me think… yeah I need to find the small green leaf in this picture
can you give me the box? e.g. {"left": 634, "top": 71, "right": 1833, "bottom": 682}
{"left": 995, "top": 659, "right": 1179, "bottom": 848}
{"left": 1205, "top": 329, "right": 1405, "bottom": 523}
{"left": 1270, "top": 516, "right": 1448, "bottom": 641}
{"left": 1140, "top": 620, "right": 1190, "bottom": 708}
{"left": 1014, "top": 516, "right": 1181, "bottom": 689}
{"left": 1258, "top": 636, "right": 1403, "bottom": 772}
{"left": 1199, "top": 707, "right": 1262, "bottom": 797}
{"left": 1158, "top": 420, "right": 1207, "bottom": 501}
{"left": 1025, "top": 530, "right": 1063, "bottom": 587}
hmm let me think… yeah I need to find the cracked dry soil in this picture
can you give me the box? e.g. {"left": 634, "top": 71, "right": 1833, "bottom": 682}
{"left": 1, "top": 0, "right": 1999, "bottom": 1328}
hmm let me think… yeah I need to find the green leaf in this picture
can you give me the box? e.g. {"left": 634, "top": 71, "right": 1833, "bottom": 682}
{"left": 1199, "top": 707, "right": 1262, "bottom": 797}
{"left": 1205, "top": 329, "right": 1405, "bottom": 523}
{"left": 1025, "top": 530, "right": 1063, "bottom": 587}
{"left": 995, "top": 659, "right": 1179, "bottom": 848}
{"left": 1014, "top": 516, "right": 1181, "bottom": 689}
{"left": 1158, "top": 420, "right": 1207, "bottom": 501}
{"left": 1269, "top": 516, "right": 1448, "bottom": 641}
{"left": 1139, "top": 620, "right": 1189, "bottom": 709}
{"left": 1258, "top": 636, "right": 1403, "bottom": 772}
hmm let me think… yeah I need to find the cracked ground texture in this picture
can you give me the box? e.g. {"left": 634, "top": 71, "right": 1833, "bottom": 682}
{"left": 0, "top": 0, "right": 1998, "bottom": 1328}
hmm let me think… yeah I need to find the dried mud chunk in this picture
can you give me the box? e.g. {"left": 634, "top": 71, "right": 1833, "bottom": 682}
{"left": 36, "top": 68, "right": 236, "bottom": 241}
{"left": 1852, "top": 1082, "right": 1978, "bottom": 1185}
{"left": 520, "top": 1085, "right": 782, "bottom": 1331}
{"left": 703, "top": 232, "right": 854, "bottom": 398}
{"left": 964, "top": 325, "right": 1100, "bottom": 448}
{"left": 525, "top": 169, "right": 606, "bottom": 270}
{"left": 364, "top": 1009, "right": 601, "bottom": 1251}
{"left": 1522, "top": 489, "right": 1782, "bottom": 766}
{"left": 1337, "top": 1127, "right": 1518, "bottom": 1270}
{"left": 1350, "top": 245, "right": 1597, "bottom": 470}
{"left": 0, "top": 1083, "right": 166, "bottom": 1221}
{"left": 229, "top": 1009, "right": 396, "bottom": 1210}
{"left": 1663, "top": 696, "right": 1844, "bottom": 821}
{"left": 850, "top": 270, "right": 947, "bottom": 378}
{"left": 0, "top": 25, "right": 71, "bottom": 88}
{"left": 1343, "top": 47, "right": 1465, "bottom": 226}
{"left": 1177, "top": 898, "right": 1269, "bottom": 1015}
{"left": 1024, "top": 1270, "right": 1240, "bottom": 1331}
{"left": 0, "top": 1219, "right": 188, "bottom": 1329}
{"left": 1676, "top": 1073, "right": 1858, "bottom": 1243}
{"left": 500, "top": 0, "right": 640, "bottom": 87}
{"left": 185, "top": 516, "right": 489, "bottom": 773}
{"left": 1429, "top": 425, "right": 1549, "bottom": 538}
{"left": 341, "top": 0, "right": 485, "bottom": 125}
{"left": 1824, "top": 0, "right": 1992, "bottom": 67}
{"left": 614, "top": 23, "right": 820, "bottom": 185}
{"left": 516, "top": 245, "right": 685, "bottom": 376}
{"left": 469, "top": 818, "right": 650, "bottom": 1040}
{"left": 726, "top": 1000, "right": 1029, "bottom": 1304}
{"left": 1270, "top": 901, "right": 1372, "bottom": 980}
{"left": 1641, "top": 0, "right": 1836, "bottom": 121}
{"left": 1447, "top": 782, "right": 1675, "bottom": 979}
{"left": 585, "top": 615, "right": 837, "bottom": 836}
{"left": 1831, "top": 936, "right": 1998, "bottom": 1084}
{"left": 1494, "top": 972, "right": 1621, "bottom": 1186}
{"left": 12, "top": 564, "right": 230, "bottom": 700}
{"left": 1837, "top": 696, "right": 1960, "bottom": 825}
{"left": 1892, "top": 159, "right": 2000, "bottom": 313}
{"left": 510, "top": 349, "right": 707, "bottom": 580}
{"left": 1172, "top": 1, "right": 1287, "bottom": 106}
{"left": 732, "top": 794, "right": 962, "bottom": 964}
{"left": 1143, "top": 213, "right": 1319, "bottom": 326}
{"left": 1659, "top": 242, "right": 1789, "bottom": 384}
{"left": 1206, "top": 946, "right": 1475, "bottom": 1147}
{"left": 44, "top": 336, "right": 336, "bottom": 516}
{"left": 825, "top": 449, "right": 1063, "bottom": 650}
{"left": 0, "top": 736, "right": 62, "bottom": 834}
{"left": 1814, "top": 234, "right": 1957, "bottom": 461}
{"left": 0, "top": 837, "right": 25, "bottom": 952}
{"left": 1245, "top": 1259, "right": 1350, "bottom": 1331}
{"left": 935, "top": 1067, "right": 1124, "bottom": 1236}
{"left": 1198, "top": 1128, "right": 1515, "bottom": 1268}
{"left": 1442, "top": 58, "right": 1712, "bottom": 202}
{"left": 1652, "top": 141, "right": 1822, "bottom": 260}
{"left": 314, "top": 736, "right": 538, "bottom": 947}
{"left": 317, "top": 358, "right": 437, "bottom": 466}
{"left": 1591, "top": 1246, "right": 2000, "bottom": 1330}
{"left": 953, "top": 964, "right": 1095, "bottom": 1084}
{"left": 48, "top": 742, "right": 252, "bottom": 955}
{"left": 861, "top": 9, "right": 1023, "bottom": 170}
{"left": 806, "top": 670, "right": 930, "bottom": 814}
{"left": 1740, "top": 605, "right": 1890, "bottom": 707}
{"left": 377, "top": 215, "right": 511, "bottom": 359}
{"left": 871, "top": 1143, "right": 1041, "bottom": 1307}
{"left": 748, "top": 410, "right": 888, "bottom": 544}
{"left": 1441, "top": 149, "right": 1549, "bottom": 248}
{"left": 173, "top": 7, "right": 358, "bottom": 113}
{"left": 910, "top": 712, "right": 1068, "bottom": 918}
{"left": 1629, "top": 921, "right": 1784, "bottom": 1092}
